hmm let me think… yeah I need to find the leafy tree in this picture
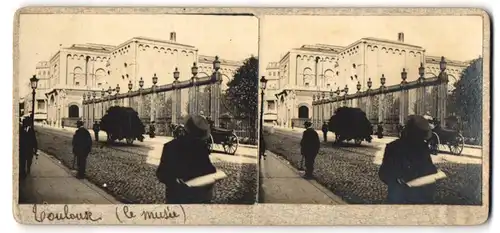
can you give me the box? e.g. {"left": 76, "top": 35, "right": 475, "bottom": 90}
{"left": 225, "top": 56, "right": 258, "bottom": 140}
{"left": 448, "top": 57, "right": 483, "bottom": 143}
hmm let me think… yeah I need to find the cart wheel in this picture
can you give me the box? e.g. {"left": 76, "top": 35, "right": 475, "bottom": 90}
{"left": 126, "top": 138, "right": 134, "bottom": 145}
{"left": 449, "top": 133, "right": 465, "bottom": 155}
{"left": 223, "top": 133, "right": 239, "bottom": 155}
{"left": 428, "top": 132, "right": 440, "bottom": 154}
{"left": 207, "top": 134, "right": 214, "bottom": 152}
{"left": 354, "top": 138, "right": 362, "bottom": 145}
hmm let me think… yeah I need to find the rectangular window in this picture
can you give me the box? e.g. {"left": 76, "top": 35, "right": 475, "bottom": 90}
{"left": 305, "top": 82, "right": 309, "bottom": 86}
{"left": 75, "top": 82, "right": 80, "bottom": 86}
{"left": 267, "top": 101, "right": 276, "bottom": 111}
{"left": 37, "top": 100, "right": 45, "bottom": 111}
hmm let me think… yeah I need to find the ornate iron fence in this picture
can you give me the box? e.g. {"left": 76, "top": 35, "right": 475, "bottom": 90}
{"left": 312, "top": 57, "right": 451, "bottom": 136}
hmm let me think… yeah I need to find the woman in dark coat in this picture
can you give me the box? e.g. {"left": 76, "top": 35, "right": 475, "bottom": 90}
{"left": 378, "top": 115, "right": 438, "bottom": 204}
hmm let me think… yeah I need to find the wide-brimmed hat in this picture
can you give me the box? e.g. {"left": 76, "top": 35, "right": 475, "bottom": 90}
{"left": 304, "top": 121, "right": 312, "bottom": 128}
{"left": 185, "top": 115, "right": 210, "bottom": 140}
{"left": 76, "top": 120, "right": 84, "bottom": 127}
{"left": 403, "top": 115, "right": 432, "bottom": 141}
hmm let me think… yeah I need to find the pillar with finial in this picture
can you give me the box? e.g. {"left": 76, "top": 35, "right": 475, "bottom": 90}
{"left": 211, "top": 56, "right": 222, "bottom": 127}
{"left": 437, "top": 56, "right": 448, "bottom": 126}
{"left": 378, "top": 74, "right": 386, "bottom": 125}
{"left": 190, "top": 62, "right": 198, "bottom": 115}
{"left": 417, "top": 62, "right": 426, "bottom": 115}
{"left": 400, "top": 68, "right": 409, "bottom": 124}
{"left": 172, "top": 67, "right": 180, "bottom": 125}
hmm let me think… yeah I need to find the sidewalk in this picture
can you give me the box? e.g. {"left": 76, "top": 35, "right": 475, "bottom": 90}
{"left": 259, "top": 151, "right": 346, "bottom": 204}
{"left": 18, "top": 151, "right": 120, "bottom": 204}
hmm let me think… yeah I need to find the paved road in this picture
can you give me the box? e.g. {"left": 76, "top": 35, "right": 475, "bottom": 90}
{"left": 263, "top": 125, "right": 483, "bottom": 205}
{"left": 34, "top": 126, "right": 258, "bottom": 204}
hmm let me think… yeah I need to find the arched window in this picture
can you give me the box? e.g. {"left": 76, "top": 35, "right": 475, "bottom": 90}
{"left": 68, "top": 105, "right": 79, "bottom": 118}
{"left": 298, "top": 106, "right": 309, "bottom": 119}
{"left": 303, "top": 67, "right": 313, "bottom": 85}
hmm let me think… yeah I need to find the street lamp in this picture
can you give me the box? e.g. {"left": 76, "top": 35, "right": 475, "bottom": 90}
{"left": 107, "top": 86, "right": 113, "bottom": 95}
{"left": 29, "top": 75, "right": 39, "bottom": 126}
{"left": 128, "top": 80, "right": 133, "bottom": 92}
{"left": 439, "top": 56, "right": 447, "bottom": 72}
{"left": 191, "top": 62, "right": 198, "bottom": 76}
{"left": 367, "top": 77, "right": 373, "bottom": 90}
{"left": 343, "top": 85, "right": 349, "bottom": 95}
{"left": 356, "top": 81, "right": 361, "bottom": 92}
{"left": 380, "top": 74, "right": 386, "bottom": 87}
{"left": 259, "top": 76, "right": 268, "bottom": 144}
{"left": 115, "top": 84, "right": 120, "bottom": 94}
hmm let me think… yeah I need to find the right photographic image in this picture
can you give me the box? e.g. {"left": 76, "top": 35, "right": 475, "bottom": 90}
{"left": 258, "top": 15, "right": 484, "bottom": 205}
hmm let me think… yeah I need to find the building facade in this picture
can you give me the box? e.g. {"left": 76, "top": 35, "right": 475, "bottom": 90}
{"left": 25, "top": 32, "right": 243, "bottom": 127}
{"left": 265, "top": 33, "right": 469, "bottom": 127}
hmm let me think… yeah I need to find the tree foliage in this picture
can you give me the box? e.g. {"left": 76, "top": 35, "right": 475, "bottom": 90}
{"left": 225, "top": 56, "right": 258, "bottom": 119}
{"left": 448, "top": 57, "right": 483, "bottom": 142}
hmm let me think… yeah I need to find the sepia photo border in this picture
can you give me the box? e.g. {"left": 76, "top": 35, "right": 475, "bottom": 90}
{"left": 12, "top": 7, "right": 490, "bottom": 225}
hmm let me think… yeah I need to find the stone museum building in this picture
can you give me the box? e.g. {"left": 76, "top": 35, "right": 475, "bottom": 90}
{"left": 21, "top": 32, "right": 243, "bottom": 127}
{"left": 263, "top": 33, "right": 470, "bottom": 127}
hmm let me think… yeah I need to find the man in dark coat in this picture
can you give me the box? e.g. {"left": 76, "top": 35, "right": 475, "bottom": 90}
{"left": 300, "top": 121, "right": 320, "bottom": 179}
{"left": 72, "top": 120, "right": 93, "bottom": 179}
{"left": 19, "top": 117, "right": 38, "bottom": 179}
{"left": 156, "top": 115, "right": 217, "bottom": 204}
{"left": 379, "top": 115, "right": 438, "bottom": 204}
{"left": 149, "top": 121, "right": 156, "bottom": 138}
{"left": 377, "top": 122, "right": 384, "bottom": 139}
{"left": 321, "top": 121, "right": 329, "bottom": 142}
{"left": 92, "top": 121, "right": 100, "bottom": 142}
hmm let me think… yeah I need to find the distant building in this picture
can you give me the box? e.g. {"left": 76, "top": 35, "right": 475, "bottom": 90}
{"left": 23, "top": 32, "right": 244, "bottom": 127}
{"left": 264, "top": 33, "right": 469, "bottom": 127}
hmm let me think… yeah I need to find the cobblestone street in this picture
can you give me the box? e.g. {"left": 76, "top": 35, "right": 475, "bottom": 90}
{"left": 33, "top": 126, "right": 258, "bottom": 204}
{"left": 263, "top": 125, "right": 483, "bottom": 205}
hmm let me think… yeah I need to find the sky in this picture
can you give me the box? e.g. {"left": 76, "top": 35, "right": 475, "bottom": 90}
{"left": 259, "top": 15, "right": 484, "bottom": 75}
{"left": 17, "top": 14, "right": 258, "bottom": 96}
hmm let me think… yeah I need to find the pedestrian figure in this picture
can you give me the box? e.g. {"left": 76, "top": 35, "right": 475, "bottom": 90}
{"left": 156, "top": 115, "right": 221, "bottom": 204}
{"left": 300, "top": 121, "right": 320, "bottom": 179}
{"left": 377, "top": 122, "right": 384, "bottom": 139}
{"left": 92, "top": 121, "right": 100, "bottom": 142}
{"left": 291, "top": 121, "right": 295, "bottom": 129}
{"left": 149, "top": 121, "right": 156, "bottom": 138}
{"left": 61, "top": 120, "right": 65, "bottom": 128}
{"left": 322, "top": 121, "right": 329, "bottom": 142}
{"left": 397, "top": 123, "right": 404, "bottom": 138}
{"left": 379, "top": 115, "right": 438, "bottom": 204}
{"left": 259, "top": 132, "right": 267, "bottom": 160}
{"left": 72, "top": 120, "right": 92, "bottom": 179}
{"left": 19, "top": 116, "right": 38, "bottom": 180}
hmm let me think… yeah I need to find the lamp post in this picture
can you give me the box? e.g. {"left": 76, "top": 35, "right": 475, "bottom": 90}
{"left": 29, "top": 75, "right": 39, "bottom": 126}
{"left": 151, "top": 73, "right": 158, "bottom": 124}
{"left": 259, "top": 76, "right": 268, "bottom": 142}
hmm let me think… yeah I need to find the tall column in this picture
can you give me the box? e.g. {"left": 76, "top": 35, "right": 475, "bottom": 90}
{"left": 172, "top": 85, "right": 178, "bottom": 125}
{"left": 378, "top": 93, "right": 385, "bottom": 124}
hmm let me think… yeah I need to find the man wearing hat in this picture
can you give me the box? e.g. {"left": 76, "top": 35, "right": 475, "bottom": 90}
{"left": 72, "top": 120, "right": 93, "bottom": 179}
{"left": 19, "top": 116, "right": 38, "bottom": 179}
{"left": 156, "top": 115, "right": 218, "bottom": 204}
{"left": 379, "top": 115, "right": 438, "bottom": 204}
{"left": 300, "top": 121, "right": 320, "bottom": 179}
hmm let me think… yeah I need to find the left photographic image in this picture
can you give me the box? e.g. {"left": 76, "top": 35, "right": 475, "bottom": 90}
{"left": 15, "top": 13, "right": 259, "bottom": 205}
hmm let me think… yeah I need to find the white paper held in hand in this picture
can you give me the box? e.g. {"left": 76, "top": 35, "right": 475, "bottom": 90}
{"left": 406, "top": 170, "right": 447, "bottom": 187}
{"left": 184, "top": 170, "right": 228, "bottom": 187}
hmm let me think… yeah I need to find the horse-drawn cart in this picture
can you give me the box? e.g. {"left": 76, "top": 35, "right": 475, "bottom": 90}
{"left": 428, "top": 120, "right": 465, "bottom": 156}
{"left": 171, "top": 121, "right": 239, "bottom": 155}
{"left": 207, "top": 126, "right": 239, "bottom": 155}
